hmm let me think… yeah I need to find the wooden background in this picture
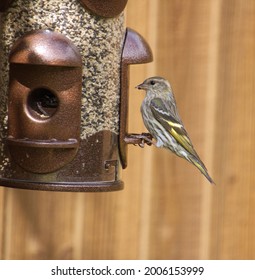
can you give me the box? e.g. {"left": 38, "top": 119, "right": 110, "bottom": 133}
{"left": 1, "top": 0, "right": 255, "bottom": 259}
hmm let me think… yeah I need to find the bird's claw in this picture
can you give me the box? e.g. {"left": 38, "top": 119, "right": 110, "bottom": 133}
{"left": 124, "top": 133, "right": 154, "bottom": 147}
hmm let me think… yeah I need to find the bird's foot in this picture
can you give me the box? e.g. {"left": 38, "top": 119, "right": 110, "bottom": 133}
{"left": 124, "top": 133, "right": 154, "bottom": 148}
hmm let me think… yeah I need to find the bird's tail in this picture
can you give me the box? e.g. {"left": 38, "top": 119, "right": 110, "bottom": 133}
{"left": 188, "top": 156, "right": 215, "bottom": 184}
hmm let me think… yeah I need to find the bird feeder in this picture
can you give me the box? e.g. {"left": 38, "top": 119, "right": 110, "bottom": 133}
{"left": 0, "top": 0, "right": 153, "bottom": 191}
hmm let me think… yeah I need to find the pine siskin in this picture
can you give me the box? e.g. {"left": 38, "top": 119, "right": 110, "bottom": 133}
{"left": 136, "top": 76, "right": 214, "bottom": 184}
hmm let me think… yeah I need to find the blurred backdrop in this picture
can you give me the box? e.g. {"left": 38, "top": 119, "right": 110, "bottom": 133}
{"left": 1, "top": 0, "right": 255, "bottom": 259}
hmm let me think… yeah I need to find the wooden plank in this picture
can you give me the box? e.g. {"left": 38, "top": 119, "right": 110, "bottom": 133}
{"left": 141, "top": 0, "right": 214, "bottom": 259}
{"left": 210, "top": 0, "right": 255, "bottom": 259}
{"left": 2, "top": 189, "right": 77, "bottom": 259}
{"left": 0, "top": 188, "right": 5, "bottom": 259}
{"left": 125, "top": 0, "right": 159, "bottom": 259}
{"left": 198, "top": 0, "right": 221, "bottom": 259}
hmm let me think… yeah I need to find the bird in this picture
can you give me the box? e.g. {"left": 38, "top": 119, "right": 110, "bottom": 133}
{"left": 136, "top": 76, "right": 214, "bottom": 184}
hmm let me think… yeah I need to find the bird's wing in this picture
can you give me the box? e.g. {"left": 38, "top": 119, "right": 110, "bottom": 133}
{"left": 150, "top": 97, "right": 198, "bottom": 158}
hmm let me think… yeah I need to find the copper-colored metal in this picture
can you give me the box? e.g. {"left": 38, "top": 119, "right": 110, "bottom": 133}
{"left": 0, "top": 0, "right": 13, "bottom": 12}
{"left": 1, "top": 131, "right": 123, "bottom": 192}
{"left": 7, "top": 30, "right": 82, "bottom": 173}
{"left": 0, "top": 179, "right": 124, "bottom": 192}
{"left": 79, "top": 0, "right": 128, "bottom": 17}
{"left": 119, "top": 28, "right": 153, "bottom": 168}
{"left": 0, "top": 4, "right": 127, "bottom": 192}
{"left": 9, "top": 30, "right": 82, "bottom": 66}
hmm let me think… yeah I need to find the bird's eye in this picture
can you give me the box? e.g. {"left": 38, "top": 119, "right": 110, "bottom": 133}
{"left": 150, "top": 80, "right": 156, "bottom": 86}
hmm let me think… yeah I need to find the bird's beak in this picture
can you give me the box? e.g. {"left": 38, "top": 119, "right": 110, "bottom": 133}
{"left": 135, "top": 82, "right": 147, "bottom": 90}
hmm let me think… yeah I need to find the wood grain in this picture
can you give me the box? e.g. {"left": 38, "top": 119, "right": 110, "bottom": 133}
{"left": 1, "top": 0, "right": 255, "bottom": 260}
{"left": 210, "top": 0, "right": 255, "bottom": 259}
